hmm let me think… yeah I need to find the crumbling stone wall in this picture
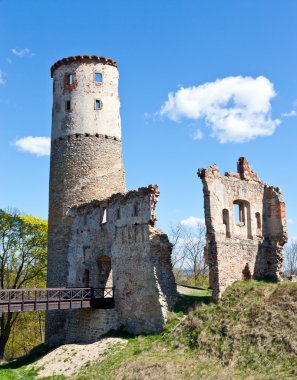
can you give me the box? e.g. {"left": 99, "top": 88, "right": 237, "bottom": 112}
{"left": 64, "top": 185, "right": 177, "bottom": 343}
{"left": 198, "top": 157, "right": 287, "bottom": 299}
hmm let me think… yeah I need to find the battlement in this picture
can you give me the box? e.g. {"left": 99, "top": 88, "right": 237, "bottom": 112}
{"left": 51, "top": 55, "right": 117, "bottom": 77}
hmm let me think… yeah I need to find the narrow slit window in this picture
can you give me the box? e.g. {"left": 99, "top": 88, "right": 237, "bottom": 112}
{"left": 116, "top": 208, "right": 121, "bottom": 220}
{"left": 95, "top": 99, "right": 102, "bottom": 110}
{"left": 101, "top": 207, "right": 107, "bottom": 224}
{"left": 133, "top": 203, "right": 138, "bottom": 217}
{"left": 256, "top": 212, "right": 262, "bottom": 232}
{"left": 66, "top": 100, "right": 71, "bottom": 111}
{"left": 67, "top": 74, "right": 73, "bottom": 85}
{"left": 222, "top": 209, "right": 230, "bottom": 238}
{"left": 95, "top": 73, "right": 102, "bottom": 83}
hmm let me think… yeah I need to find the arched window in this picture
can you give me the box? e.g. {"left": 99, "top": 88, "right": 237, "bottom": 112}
{"left": 222, "top": 209, "right": 230, "bottom": 238}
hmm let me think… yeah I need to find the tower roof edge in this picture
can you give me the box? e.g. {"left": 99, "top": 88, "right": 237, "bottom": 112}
{"left": 50, "top": 55, "right": 118, "bottom": 77}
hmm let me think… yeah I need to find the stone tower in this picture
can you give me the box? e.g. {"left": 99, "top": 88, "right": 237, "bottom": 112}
{"left": 46, "top": 56, "right": 126, "bottom": 344}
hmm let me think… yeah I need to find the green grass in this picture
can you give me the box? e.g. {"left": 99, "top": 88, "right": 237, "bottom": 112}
{"left": 1, "top": 281, "right": 297, "bottom": 379}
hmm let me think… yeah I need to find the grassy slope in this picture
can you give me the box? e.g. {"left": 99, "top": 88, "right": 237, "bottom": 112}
{"left": 1, "top": 281, "right": 297, "bottom": 379}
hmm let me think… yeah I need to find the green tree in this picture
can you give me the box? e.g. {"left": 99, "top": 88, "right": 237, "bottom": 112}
{"left": 0, "top": 209, "right": 47, "bottom": 360}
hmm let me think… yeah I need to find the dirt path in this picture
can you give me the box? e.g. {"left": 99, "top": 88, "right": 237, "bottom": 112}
{"left": 31, "top": 337, "right": 127, "bottom": 378}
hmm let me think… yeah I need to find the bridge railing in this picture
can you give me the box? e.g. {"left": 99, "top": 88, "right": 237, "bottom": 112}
{"left": 0, "top": 287, "right": 114, "bottom": 313}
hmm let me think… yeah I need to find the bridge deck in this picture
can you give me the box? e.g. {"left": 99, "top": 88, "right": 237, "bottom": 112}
{"left": 0, "top": 287, "right": 114, "bottom": 313}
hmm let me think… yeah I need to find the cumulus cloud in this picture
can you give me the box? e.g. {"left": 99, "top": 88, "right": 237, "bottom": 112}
{"left": 14, "top": 136, "right": 50, "bottom": 157}
{"left": 11, "top": 48, "right": 33, "bottom": 57}
{"left": 181, "top": 216, "right": 205, "bottom": 228}
{"left": 0, "top": 69, "right": 6, "bottom": 86}
{"left": 160, "top": 76, "right": 280, "bottom": 143}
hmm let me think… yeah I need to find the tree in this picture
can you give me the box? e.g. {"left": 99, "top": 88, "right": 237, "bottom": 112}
{"left": 284, "top": 239, "right": 297, "bottom": 276}
{"left": 0, "top": 209, "right": 47, "bottom": 360}
{"left": 169, "top": 222, "right": 208, "bottom": 286}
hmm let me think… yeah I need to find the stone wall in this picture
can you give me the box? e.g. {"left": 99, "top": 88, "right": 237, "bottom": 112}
{"left": 61, "top": 185, "right": 177, "bottom": 343}
{"left": 198, "top": 157, "right": 288, "bottom": 299}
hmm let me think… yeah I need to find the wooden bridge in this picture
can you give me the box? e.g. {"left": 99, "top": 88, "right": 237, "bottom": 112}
{"left": 0, "top": 287, "right": 114, "bottom": 313}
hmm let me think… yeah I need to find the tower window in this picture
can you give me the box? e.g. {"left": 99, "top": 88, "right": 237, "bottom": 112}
{"left": 116, "top": 208, "right": 121, "bottom": 220}
{"left": 95, "top": 73, "right": 102, "bottom": 83}
{"left": 95, "top": 99, "right": 102, "bottom": 110}
{"left": 66, "top": 100, "right": 71, "bottom": 111}
{"left": 67, "top": 74, "right": 73, "bottom": 85}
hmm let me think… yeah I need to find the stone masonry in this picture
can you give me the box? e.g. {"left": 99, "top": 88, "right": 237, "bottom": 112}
{"left": 65, "top": 185, "right": 177, "bottom": 343}
{"left": 46, "top": 56, "right": 177, "bottom": 345}
{"left": 198, "top": 157, "right": 288, "bottom": 299}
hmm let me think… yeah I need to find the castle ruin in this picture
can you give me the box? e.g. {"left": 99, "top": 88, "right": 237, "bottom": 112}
{"left": 198, "top": 157, "right": 288, "bottom": 299}
{"left": 46, "top": 56, "right": 177, "bottom": 345}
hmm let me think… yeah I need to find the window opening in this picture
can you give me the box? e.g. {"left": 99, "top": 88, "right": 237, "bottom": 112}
{"left": 255, "top": 212, "right": 262, "bottom": 235}
{"left": 222, "top": 209, "right": 230, "bottom": 238}
{"left": 116, "top": 208, "right": 121, "bottom": 220}
{"left": 133, "top": 203, "right": 138, "bottom": 217}
{"left": 66, "top": 100, "right": 71, "bottom": 111}
{"left": 67, "top": 74, "right": 73, "bottom": 85}
{"left": 233, "top": 201, "right": 245, "bottom": 225}
{"left": 95, "top": 73, "right": 102, "bottom": 83}
{"left": 95, "top": 99, "right": 102, "bottom": 110}
{"left": 101, "top": 207, "right": 107, "bottom": 224}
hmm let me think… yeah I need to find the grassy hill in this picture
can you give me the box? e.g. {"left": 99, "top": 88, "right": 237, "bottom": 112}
{"left": 1, "top": 280, "right": 297, "bottom": 379}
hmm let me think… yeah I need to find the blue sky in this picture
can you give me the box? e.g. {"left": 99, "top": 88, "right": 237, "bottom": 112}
{"left": 0, "top": 0, "right": 296, "bottom": 237}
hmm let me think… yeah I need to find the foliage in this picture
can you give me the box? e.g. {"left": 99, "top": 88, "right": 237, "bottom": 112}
{"left": 169, "top": 222, "right": 208, "bottom": 286}
{"left": 284, "top": 238, "right": 297, "bottom": 275}
{"left": 0, "top": 209, "right": 47, "bottom": 359}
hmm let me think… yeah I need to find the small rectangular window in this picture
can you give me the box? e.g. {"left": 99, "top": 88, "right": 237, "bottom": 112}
{"left": 66, "top": 100, "right": 71, "bottom": 111}
{"left": 95, "top": 99, "right": 102, "bottom": 110}
{"left": 67, "top": 74, "right": 73, "bottom": 85}
{"left": 116, "top": 208, "right": 121, "bottom": 220}
{"left": 95, "top": 73, "right": 102, "bottom": 83}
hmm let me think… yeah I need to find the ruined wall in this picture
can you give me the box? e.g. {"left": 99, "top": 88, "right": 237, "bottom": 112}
{"left": 46, "top": 56, "right": 126, "bottom": 345}
{"left": 63, "top": 185, "right": 177, "bottom": 343}
{"left": 198, "top": 157, "right": 287, "bottom": 299}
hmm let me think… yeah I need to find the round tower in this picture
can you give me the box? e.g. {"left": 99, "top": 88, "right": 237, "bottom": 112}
{"left": 46, "top": 56, "right": 126, "bottom": 344}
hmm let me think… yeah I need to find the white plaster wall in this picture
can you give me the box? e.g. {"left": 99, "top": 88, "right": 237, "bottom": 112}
{"left": 52, "top": 62, "right": 121, "bottom": 140}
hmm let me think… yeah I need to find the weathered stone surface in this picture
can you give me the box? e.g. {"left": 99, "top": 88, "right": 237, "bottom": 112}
{"left": 46, "top": 56, "right": 177, "bottom": 346}
{"left": 198, "top": 157, "right": 288, "bottom": 299}
{"left": 63, "top": 185, "right": 177, "bottom": 342}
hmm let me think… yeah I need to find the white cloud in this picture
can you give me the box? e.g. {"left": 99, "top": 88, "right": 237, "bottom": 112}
{"left": 11, "top": 48, "right": 32, "bottom": 57}
{"left": 287, "top": 218, "right": 294, "bottom": 224}
{"left": 160, "top": 76, "right": 280, "bottom": 143}
{"left": 0, "top": 69, "right": 6, "bottom": 86}
{"left": 14, "top": 136, "right": 50, "bottom": 157}
{"left": 181, "top": 216, "right": 205, "bottom": 228}
{"left": 193, "top": 129, "right": 203, "bottom": 140}
{"left": 282, "top": 110, "right": 297, "bottom": 117}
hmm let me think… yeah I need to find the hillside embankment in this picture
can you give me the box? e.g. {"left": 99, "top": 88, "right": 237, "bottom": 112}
{"left": 1, "top": 281, "right": 297, "bottom": 379}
